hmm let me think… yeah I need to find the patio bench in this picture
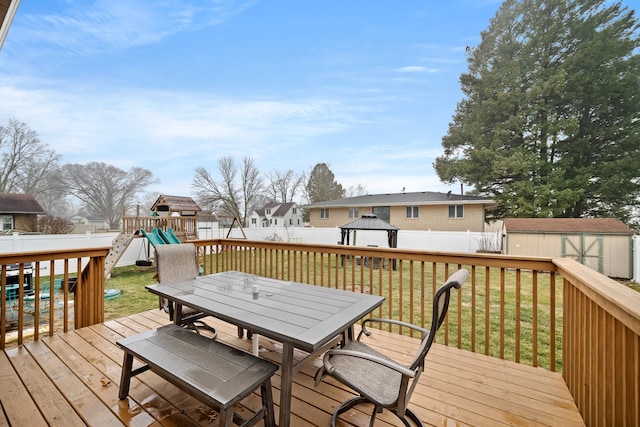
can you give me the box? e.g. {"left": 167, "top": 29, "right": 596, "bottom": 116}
{"left": 117, "top": 324, "right": 278, "bottom": 427}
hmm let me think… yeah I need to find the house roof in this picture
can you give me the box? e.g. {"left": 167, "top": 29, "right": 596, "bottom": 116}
{"left": 0, "top": 0, "right": 20, "bottom": 50}
{"left": 252, "top": 203, "right": 297, "bottom": 218}
{"left": 0, "top": 193, "right": 46, "bottom": 215}
{"left": 301, "top": 191, "right": 495, "bottom": 209}
{"left": 340, "top": 214, "right": 399, "bottom": 231}
{"left": 150, "top": 195, "right": 201, "bottom": 213}
{"left": 504, "top": 218, "right": 634, "bottom": 235}
{"left": 272, "top": 202, "right": 296, "bottom": 217}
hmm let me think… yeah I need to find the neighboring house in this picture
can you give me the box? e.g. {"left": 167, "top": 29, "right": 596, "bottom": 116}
{"left": 248, "top": 202, "right": 303, "bottom": 228}
{"left": 150, "top": 195, "right": 201, "bottom": 217}
{"left": 302, "top": 191, "right": 496, "bottom": 232}
{"left": 0, "top": 193, "right": 46, "bottom": 233}
{"left": 503, "top": 217, "right": 635, "bottom": 279}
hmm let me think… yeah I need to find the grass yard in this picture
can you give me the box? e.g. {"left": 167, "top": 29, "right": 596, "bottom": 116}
{"left": 104, "top": 264, "right": 158, "bottom": 319}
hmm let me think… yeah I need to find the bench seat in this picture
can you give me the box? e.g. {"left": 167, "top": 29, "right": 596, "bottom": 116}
{"left": 117, "top": 324, "right": 278, "bottom": 427}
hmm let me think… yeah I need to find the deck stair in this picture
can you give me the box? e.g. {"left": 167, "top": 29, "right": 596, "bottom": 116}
{"left": 104, "top": 232, "right": 135, "bottom": 278}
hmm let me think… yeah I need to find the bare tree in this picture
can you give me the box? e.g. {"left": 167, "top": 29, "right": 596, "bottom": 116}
{"left": 345, "top": 183, "right": 368, "bottom": 198}
{"left": 192, "top": 156, "right": 264, "bottom": 226}
{"left": 241, "top": 157, "right": 264, "bottom": 222}
{"left": 37, "top": 215, "right": 74, "bottom": 234}
{"left": 0, "top": 118, "right": 62, "bottom": 194}
{"left": 61, "top": 162, "right": 157, "bottom": 229}
{"left": 265, "top": 169, "right": 304, "bottom": 203}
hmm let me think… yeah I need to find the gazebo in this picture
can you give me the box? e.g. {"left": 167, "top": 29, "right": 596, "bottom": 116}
{"left": 339, "top": 213, "right": 399, "bottom": 247}
{"left": 339, "top": 214, "right": 399, "bottom": 269}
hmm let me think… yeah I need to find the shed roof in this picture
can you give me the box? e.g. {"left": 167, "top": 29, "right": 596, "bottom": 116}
{"left": 504, "top": 218, "right": 634, "bottom": 235}
{"left": 0, "top": 193, "right": 46, "bottom": 215}
{"left": 150, "top": 195, "right": 201, "bottom": 213}
{"left": 302, "top": 191, "right": 494, "bottom": 209}
{"left": 340, "top": 214, "right": 399, "bottom": 231}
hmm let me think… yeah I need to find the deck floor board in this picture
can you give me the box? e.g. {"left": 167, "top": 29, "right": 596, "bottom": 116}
{"left": 0, "top": 310, "right": 584, "bottom": 426}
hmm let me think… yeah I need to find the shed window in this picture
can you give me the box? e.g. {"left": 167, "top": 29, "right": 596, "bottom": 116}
{"left": 1, "top": 215, "right": 12, "bottom": 231}
{"left": 406, "top": 206, "right": 419, "bottom": 218}
{"left": 448, "top": 205, "right": 464, "bottom": 218}
{"left": 320, "top": 208, "right": 329, "bottom": 219}
{"left": 348, "top": 207, "right": 359, "bottom": 219}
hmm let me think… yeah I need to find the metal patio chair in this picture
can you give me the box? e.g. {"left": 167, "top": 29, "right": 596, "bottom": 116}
{"left": 155, "top": 243, "right": 216, "bottom": 339}
{"left": 315, "top": 268, "right": 468, "bottom": 427}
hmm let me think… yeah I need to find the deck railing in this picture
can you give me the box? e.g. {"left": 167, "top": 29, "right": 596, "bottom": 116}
{"left": 121, "top": 214, "right": 199, "bottom": 235}
{"left": 1, "top": 247, "right": 109, "bottom": 348}
{"left": 1, "top": 238, "right": 638, "bottom": 426}
{"left": 192, "top": 238, "right": 639, "bottom": 427}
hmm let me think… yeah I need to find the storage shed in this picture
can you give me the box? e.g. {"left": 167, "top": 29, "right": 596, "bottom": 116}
{"left": 503, "top": 218, "right": 634, "bottom": 279}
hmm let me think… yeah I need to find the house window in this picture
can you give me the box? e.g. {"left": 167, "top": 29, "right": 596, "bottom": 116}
{"left": 274, "top": 219, "right": 277, "bottom": 225}
{"left": 251, "top": 218, "right": 257, "bottom": 225}
{"left": 266, "top": 208, "right": 271, "bottom": 214}
{"left": 448, "top": 205, "right": 464, "bottom": 218}
{"left": 406, "top": 206, "right": 419, "bottom": 218}
{"left": 1, "top": 215, "right": 12, "bottom": 231}
{"left": 289, "top": 219, "right": 292, "bottom": 225}
{"left": 348, "top": 207, "right": 359, "bottom": 219}
{"left": 320, "top": 208, "right": 329, "bottom": 219}
{"left": 292, "top": 207, "right": 297, "bottom": 214}
{"left": 372, "top": 206, "right": 390, "bottom": 222}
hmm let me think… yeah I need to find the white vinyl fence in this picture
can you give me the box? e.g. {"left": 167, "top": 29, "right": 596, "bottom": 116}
{"left": 0, "top": 227, "right": 502, "bottom": 275}
{"left": 4, "top": 228, "right": 639, "bottom": 283}
{"left": 0, "top": 232, "right": 147, "bottom": 275}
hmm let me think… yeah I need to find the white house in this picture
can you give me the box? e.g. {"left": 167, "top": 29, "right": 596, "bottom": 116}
{"left": 248, "top": 202, "right": 303, "bottom": 228}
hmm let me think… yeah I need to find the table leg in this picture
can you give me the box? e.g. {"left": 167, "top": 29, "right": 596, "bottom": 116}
{"left": 279, "top": 342, "right": 294, "bottom": 427}
{"left": 252, "top": 333, "right": 260, "bottom": 356}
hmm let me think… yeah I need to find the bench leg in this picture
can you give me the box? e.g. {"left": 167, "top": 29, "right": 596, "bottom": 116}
{"left": 261, "top": 378, "right": 275, "bottom": 427}
{"left": 118, "top": 351, "right": 134, "bottom": 400}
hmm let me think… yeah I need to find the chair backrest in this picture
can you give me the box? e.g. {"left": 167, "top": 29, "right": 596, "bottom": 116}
{"left": 155, "top": 243, "right": 199, "bottom": 283}
{"left": 411, "top": 268, "right": 468, "bottom": 371}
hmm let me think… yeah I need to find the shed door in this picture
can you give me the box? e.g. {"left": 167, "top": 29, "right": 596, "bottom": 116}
{"left": 562, "top": 234, "right": 603, "bottom": 273}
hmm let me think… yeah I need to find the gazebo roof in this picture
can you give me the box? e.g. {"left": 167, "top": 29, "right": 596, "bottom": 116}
{"left": 339, "top": 214, "right": 399, "bottom": 231}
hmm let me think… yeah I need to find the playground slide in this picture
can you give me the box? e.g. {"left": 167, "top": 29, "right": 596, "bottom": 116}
{"left": 159, "top": 228, "right": 182, "bottom": 244}
{"left": 140, "top": 228, "right": 166, "bottom": 247}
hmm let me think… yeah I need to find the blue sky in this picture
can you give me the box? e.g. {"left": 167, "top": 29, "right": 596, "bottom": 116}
{"left": 0, "top": 0, "right": 502, "bottom": 201}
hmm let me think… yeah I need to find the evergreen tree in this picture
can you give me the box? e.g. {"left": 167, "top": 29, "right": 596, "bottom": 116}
{"left": 305, "top": 163, "right": 345, "bottom": 203}
{"left": 435, "top": 0, "right": 640, "bottom": 226}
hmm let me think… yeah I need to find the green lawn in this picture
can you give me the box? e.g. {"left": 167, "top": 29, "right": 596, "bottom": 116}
{"left": 104, "top": 264, "right": 158, "bottom": 319}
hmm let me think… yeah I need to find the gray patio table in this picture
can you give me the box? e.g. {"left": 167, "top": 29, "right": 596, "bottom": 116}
{"left": 146, "top": 270, "right": 385, "bottom": 427}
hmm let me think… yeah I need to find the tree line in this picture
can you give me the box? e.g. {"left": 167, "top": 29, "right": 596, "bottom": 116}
{"left": 0, "top": 118, "right": 358, "bottom": 230}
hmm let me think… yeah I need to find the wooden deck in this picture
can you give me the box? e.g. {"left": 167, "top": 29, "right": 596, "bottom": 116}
{"left": 0, "top": 310, "right": 584, "bottom": 427}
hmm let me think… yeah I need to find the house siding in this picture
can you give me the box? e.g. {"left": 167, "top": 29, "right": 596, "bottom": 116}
{"left": 309, "top": 204, "right": 487, "bottom": 232}
{"left": 13, "top": 213, "right": 38, "bottom": 232}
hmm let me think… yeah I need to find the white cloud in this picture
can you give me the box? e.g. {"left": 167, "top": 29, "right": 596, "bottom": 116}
{"left": 394, "top": 65, "right": 437, "bottom": 73}
{"left": 11, "top": 0, "right": 257, "bottom": 55}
